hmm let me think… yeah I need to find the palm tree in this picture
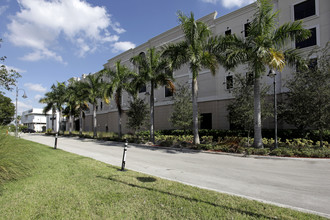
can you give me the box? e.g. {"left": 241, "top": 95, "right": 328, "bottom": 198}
{"left": 64, "top": 80, "right": 76, "bottom": 135}
{"left": 131, "top": 47, "right": 174, "bottom": 143}
{"left": 39, "top": 82, "right": 66, "bottom": 134}
{"left": 221, "top": 0, "right": 310, "bottom": 148}
{"left": 74, "top": 80, "right": 90, "bottom": 136}
{"left": 64, "top": 79, "right": 89, "bottom": 135}
{"left": 101, "top": 61, "right": 137, "bottom": 138}
{"left": 80, "top": 73, "right": 103, "bottom": 138}
{"left": 39, "top": 91, "right": 56, "bottom": 132}
{"left": 162, "top": 11, "right": 218, "bottom": 145}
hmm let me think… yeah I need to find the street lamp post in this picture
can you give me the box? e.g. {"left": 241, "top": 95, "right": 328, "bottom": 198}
{"left": 268, "top": 70, "right": 278, "bottom": 149}
{"left": 15, "top": 86, "right": 28, "bottom": 138}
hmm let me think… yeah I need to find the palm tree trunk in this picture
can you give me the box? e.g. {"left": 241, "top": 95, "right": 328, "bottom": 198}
{"left": 58, "top": 110, "right": 62, "bottom": 135}
{"left": 93, "top": 104, "right": 97, "bottom": 138}
{"left": 69, "top": 113, "right": 72, "bottom": 135}
{"left": 253, "top": 76, "right": 263, "bottom": 148}
{"left": 79, "top": 109, "right": 83, "bottom": 136}
{"left": 150, "top": 82, "right": 155, "bottom": 144}
{"left": 51, "top": 109, "right": 55, "bottom": 131}
{"left": 118, "top": 109, "right": 122, "bottom": 139}
{"left": 192, "top": 76, "right": 200, "bottom": 145}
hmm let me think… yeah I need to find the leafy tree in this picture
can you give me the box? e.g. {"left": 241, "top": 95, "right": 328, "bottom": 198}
{"left": 162, "top": 11, "right": 219, "bottom": 145}
{"left": 227, "top": 74, "right": 271, "bottom": 145}
{"left": 220, "top": 0, "right": 310, "bottom": 148}
{"left": 131, "top": 47, "right": 174, "bottom": 143}
{"left": 0, "top": 93, "right": 15, "bottom": 125}
{"left": 126, "top": 97, "right": 149, "bottom": 135}
{"left": 0, "top": 39, "right": 21, "bottom": 92}
{"left": 80, "top": 74, "right": 103, "bottom": 138}
{"left": 281, "top": 42, "right": 330, "bottom": 146}
{"left": 101, "top": 61, "right": 137, "bottom": 138}
{"left": 170, "top": 83, "right": 193, "bottom": 133}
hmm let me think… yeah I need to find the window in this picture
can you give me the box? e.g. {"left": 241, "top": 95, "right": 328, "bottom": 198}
{"left": 165, "top": 86, "right": 173, "bottom": 97}
{"left": 294, "top": 0, "right": 316, "bottom": 20}
{"left": 226, "top": 75, "right": 233, "bottom": 90}
{"left": 295, "top": 27, "right": 317, "bottom": 49}
{"left": 139, "top": 85, "right": 147, "bottom": 93}
{"left": 244, "top": 22, "right": 251, "bottom": 37}
{"left": 246, "top": 72, "right": 254, "bottom": 85}
{"left": 100, "top": 102, "right": 103, "bottom": 110}
{"left": 225, "top": 29, "right": 231, "bottom": 36}
{"left": 201, "top": 113, "right": 212, "bottom": 130}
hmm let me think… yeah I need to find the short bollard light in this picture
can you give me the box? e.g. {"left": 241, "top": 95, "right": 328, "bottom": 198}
{"left": 54, "top": 134, "right": 58, "bottom": 149}
{"left": 121, "top": 140, "right": 128, "bottom": 171}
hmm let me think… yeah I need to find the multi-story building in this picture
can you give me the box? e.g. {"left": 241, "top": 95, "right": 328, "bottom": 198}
{"left": 82, "top": 0, "right": 330, "bottom": 134}
{"left": 21, "top": 108, "right": 52, "bottom": 132}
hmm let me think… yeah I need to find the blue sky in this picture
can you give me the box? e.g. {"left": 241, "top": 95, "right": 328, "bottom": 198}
{"left": 0, "top": 0, "right": 254, "bottom": 114}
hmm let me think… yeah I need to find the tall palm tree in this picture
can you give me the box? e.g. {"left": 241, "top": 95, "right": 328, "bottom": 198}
{"left": 64, "top": 79, "right": 89, "bottom": 135}
{"left": 39, "top": 90, "right": 56, "bottom": 132}
{"left": 80, "top": 73, "right": 103, "bottom": 138}
{"left": 162, "top": 11, "right": 218, "bottom": 145}
{"left": 101, "top": 61, "right": 137, "bottom": 138}
{"left": 221, "top": 0, "right": 310, "bottom": 148}
{"left": 39, "top": 82, "right": 66, "bottom": 134}
{"left": 74, "top": 80, "right": 90, "bottom": 136}
{"left": 131, "top": 47, "right": 174, "bottom": 143}
{"left": 64, "top": 80, "right": 76, "bottom": 135}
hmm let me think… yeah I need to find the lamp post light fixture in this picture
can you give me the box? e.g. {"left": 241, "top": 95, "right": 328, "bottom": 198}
{"left": 268, "top": 69, "right": 278, "bottom": 149}
{"left": 15, "top": 86, "right": 28, "bottom": 138}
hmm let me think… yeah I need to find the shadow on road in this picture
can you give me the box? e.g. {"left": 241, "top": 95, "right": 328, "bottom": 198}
{"left": 96, "top": 175, "right": 278, "bottom": 220}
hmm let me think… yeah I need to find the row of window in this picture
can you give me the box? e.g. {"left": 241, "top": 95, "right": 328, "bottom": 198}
{"left": 227, "top": 0, "right": 318, "bottom": 49}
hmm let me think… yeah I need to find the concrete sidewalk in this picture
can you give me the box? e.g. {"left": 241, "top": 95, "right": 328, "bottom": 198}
{"left": 21, "top": 133, "right": 330, "bottom": 218}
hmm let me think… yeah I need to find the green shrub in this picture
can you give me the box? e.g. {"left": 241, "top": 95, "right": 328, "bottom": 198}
{"left": 201, "top": 136, "right": 213, "bottom": 144}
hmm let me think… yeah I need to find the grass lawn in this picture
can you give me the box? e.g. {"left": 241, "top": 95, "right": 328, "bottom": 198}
{"left": 0, "top": 132, "right": 326, "bottom": 219}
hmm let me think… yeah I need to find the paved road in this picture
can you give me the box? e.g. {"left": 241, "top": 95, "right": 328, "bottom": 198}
{"left": 21, "top": 133, "right": 330, "bottom": 218}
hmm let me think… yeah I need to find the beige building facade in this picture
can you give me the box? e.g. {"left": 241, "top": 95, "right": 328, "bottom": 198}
{"left": 82, "top": 0, "right": 330, "bottom": 134}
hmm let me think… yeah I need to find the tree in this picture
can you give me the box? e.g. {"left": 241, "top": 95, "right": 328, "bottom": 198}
{"left": 0, "top": 93, "right": 15, "bottom": 125}
{"left": 131, "top": 47, "right": 174, "bottom": 143}
{"left": 126, "top": 97, "right": 149, "bottom": 135}
{"left": 39, "top": 82, "right": 66, "bottom": 134}
{"left": 170, "top": 83, "right": 193, "bottom": 133}
{"left": 220, "top": 0, "right": 310, "bottom": 148}
{"left": 281, "top": 42, "right": 330, "bottom": 146}
{"left": 72, "top": 80, "right": 89, "bottom": 136}
{"left": 101, "top": 61, "right": 137, "bottom": 138}
{"left": 39, "top": 90, "right": 56, "bottom": 132}
{"left": 0, "top": 39, "right": 21, "bottom": 92}
{"left": 227, "top": 74, "right": 271, "bottom": 145}
{"left": 63, "top": 79, "right": 89, "bottom": 135}
{"left": 162, "top": 11, "right": 219, "bottom": 145}
{"left": 80, "top": 74, "right": 103, "bottom": 138}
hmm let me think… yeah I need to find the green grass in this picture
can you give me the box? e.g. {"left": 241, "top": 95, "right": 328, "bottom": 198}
{"left": 0, "top": 130, "right": 326, "bottom": 219}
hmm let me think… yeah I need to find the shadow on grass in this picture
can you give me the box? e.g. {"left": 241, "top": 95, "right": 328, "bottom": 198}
{"left": 97, "top": 175, "right": 278, "bottom": 219}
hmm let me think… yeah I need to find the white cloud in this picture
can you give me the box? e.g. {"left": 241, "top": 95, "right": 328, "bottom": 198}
{"left": 201, "top": 0, "right": 255, "bottom": 8}
{"left": 6, "top": 0, "right": 133, "bottom": 62}
{"left": 24, "top": 83, "right": 47, "bottom": 93}
{"left": 112, "top": 41, "right": 136, "bottom": 53}
{"left": 34, "top": 94, "right": 43, "bottom": 101}
{"left": 0, "top": 5, "right": 9, "bottom": 15}
{"left": 17, "top": 101, "right": 33, "bottom": 115}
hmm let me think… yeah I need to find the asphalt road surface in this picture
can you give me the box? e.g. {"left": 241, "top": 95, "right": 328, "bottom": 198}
{"left": 21, "top": 133, "right": 330, "bottom": 218}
